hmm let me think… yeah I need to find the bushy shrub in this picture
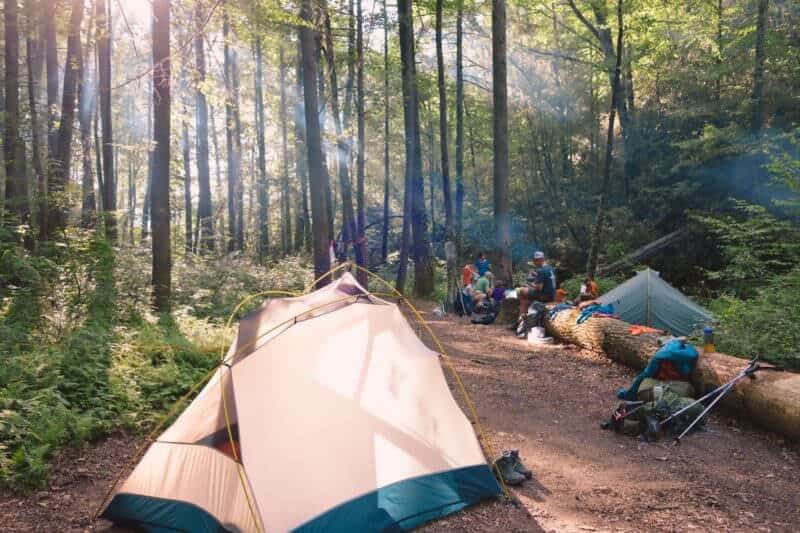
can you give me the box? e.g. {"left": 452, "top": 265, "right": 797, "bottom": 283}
{"left": 709, "top": 268, "right": 800, "bottom": 371}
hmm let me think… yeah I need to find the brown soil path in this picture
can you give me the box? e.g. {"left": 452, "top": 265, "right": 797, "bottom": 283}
{"left": 2, "top": 306, "right": 799, "bottom": 532}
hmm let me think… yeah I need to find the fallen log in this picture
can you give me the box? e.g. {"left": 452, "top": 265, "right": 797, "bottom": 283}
{"left": 544, "top": 307, "right": 800, "bottom": 441}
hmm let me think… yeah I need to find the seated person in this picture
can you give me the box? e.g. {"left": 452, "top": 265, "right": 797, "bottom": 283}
{"left": 579, "top": 276, "right": 600, "bottom": 301}
{"left": 462, "top": 263, "right": 477, "bottom": 288}
{"left": 617, "top": 338, "right": 698, "bottom": 401}
{"left": 475, "top": 252, "right": 491, "bottom": 277}
{"left": 516, "top": 251, "right": 556, "bottom": 318}
{"left": 555, "top": 285, "right": 567, "bottom": 303}
{"left": 471, "top": 272, "right": 492, "bottom": 311}
{"left": 491, "top": 280, "right": 506, "bottom": 305}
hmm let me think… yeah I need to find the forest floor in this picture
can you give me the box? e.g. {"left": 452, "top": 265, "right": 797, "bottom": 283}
{"left": 2, "top": 303, "right": 799, "bottom": 532}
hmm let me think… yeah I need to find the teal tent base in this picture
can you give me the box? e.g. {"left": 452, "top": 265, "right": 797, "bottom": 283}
{"left": 294, "top": 464, "right": 501, "bottom": 532}
{"left": 101, "top": 464, "right": 500, "bottom": 533}
{"left": 101, "top": 493, "right": 229, "bottom": 533}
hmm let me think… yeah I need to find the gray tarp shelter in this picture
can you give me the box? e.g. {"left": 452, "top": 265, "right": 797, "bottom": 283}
{"left": 598, "top": 268, "right": 714, "bottom": 336}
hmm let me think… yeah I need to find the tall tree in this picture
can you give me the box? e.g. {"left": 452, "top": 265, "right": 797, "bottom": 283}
{"left": 436, "top": 0, "right": 455, "bottom": 295}
{"left": 25, "top": 0, "right": 46, "bottom": 233}
{"left": 47, "top": 0, "right": 83, "bottom": 235}
{"left": 255, "top": 36, "right": 269, "bottom": 262}
{"left": 78, "top": 7, "right": 96, "bottom": 227}
{"left": 299, "top": 0, "right": 332, "bottom": 285}
{"left": 43, "top": 0, "right": 57, "bottom": 159}
{"left": 455, "top": 0, "right": 464, "bottom": 260}
{"left": 152, "top": 0, "right": 172, "bottom": 312}
{"left": 279, "top": 45, "right": 292, "bottom": 257}
{"left": 293, "top": 46, "right": 311, "bottom": 252}
{"left": 97, "top": 0, "right": 115, "bottom": 241}
{"left": 4, "top": 0, "right": 29, "bottom": 220}
{"left": 142, "top": 78, "right": 153, "bottom": 241}
{"left": 322, "top": 4, "right": 357, "bottom": 264}
{"left": 194, "top": 0, "right": 213, "bottom": 252}
{"left": 751, "top": 0, "right": 769, "bottom": 133}
{"left": 181, "top": 72, "right": 192, "bottom": 254}
{"left": 231, "top": 47, "right": 245, "bottom": 250}
{"left": 355, "top": 0, "right": 367, "bottom": 285}
{"left": 492, "top": 0, "right": 511, "bottom": 283}
{"left": 397, "top": 0, "right": 434, "bottom": 296}
{"left": 585, "top": 0, "right": 623, "bottom": 278}
{"left": 223, "top": 7, "right": 240, "bottom": 252}
{"left": 381, "top": 0, "right": 390, "bottom": 264}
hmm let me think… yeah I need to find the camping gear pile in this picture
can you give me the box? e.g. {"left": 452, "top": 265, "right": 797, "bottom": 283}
{"left": 99, "top": 274, "right": 501, "bottom": 532}
{"left": 603, "top": 335, "right": 772, "bottom": 443}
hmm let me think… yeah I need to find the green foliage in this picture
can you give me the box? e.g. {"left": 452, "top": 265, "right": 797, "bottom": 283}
{"left": 692, "top": 200, "right": 800, "bottom": 298}
{"left": 0, "top": 232, "right": 318, "bottom": 490}
{"left": 709, "top": 268, "right": 800, "bottom": 372}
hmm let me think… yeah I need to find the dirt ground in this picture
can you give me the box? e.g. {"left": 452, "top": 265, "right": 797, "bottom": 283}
{"left": 2, "top": 306, "right": 799, "bottom": 532}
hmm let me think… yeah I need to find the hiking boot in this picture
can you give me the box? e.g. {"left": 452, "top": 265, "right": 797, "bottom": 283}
{"left": 493, "top": 452, "right": 526, "bottom": 486}
{"left": 509, "top": 450, "right": 532, "bottom": 479}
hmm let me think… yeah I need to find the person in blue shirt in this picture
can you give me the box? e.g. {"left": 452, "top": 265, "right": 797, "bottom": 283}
{"left": 474, "top": 252, "right": 491, "bottom": 277}
{"left": 516, "top": 251, "right": 556, "bottom": 318}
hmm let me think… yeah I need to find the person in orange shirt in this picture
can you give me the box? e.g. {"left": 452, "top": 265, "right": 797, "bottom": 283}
{"left": 462, "top": 263, "right": 477, "bottom": 287}
{"left": 579, "top": 276, "right": 600, "bottom": 301}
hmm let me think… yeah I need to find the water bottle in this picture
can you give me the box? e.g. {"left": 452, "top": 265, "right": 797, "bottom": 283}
{"left": 703, "top": 327, "right": 715, "bottom": 353}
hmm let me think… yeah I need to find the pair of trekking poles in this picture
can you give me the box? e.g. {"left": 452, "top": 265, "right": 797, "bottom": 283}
{"left": 607, "top": 357, "right": 774, "bottom": 444}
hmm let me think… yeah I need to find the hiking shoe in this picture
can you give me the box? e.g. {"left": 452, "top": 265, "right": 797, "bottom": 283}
{"left": 493, "top": 452, "right": 525, "bottom": 485}
{"left": 509, "top": 450, "right": 532, "bottom": 479}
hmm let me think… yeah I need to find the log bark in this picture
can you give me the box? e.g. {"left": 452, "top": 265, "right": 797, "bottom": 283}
{"left": 544, "top": 307, "right": 800, "bottom": 441}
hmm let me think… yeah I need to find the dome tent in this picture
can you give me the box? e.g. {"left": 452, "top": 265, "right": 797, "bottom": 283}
{"left": 100, "top": 273, "right": 500, "bottom": 532}
{"left": 598, "top": 268, "right": 714, "bottom": 336}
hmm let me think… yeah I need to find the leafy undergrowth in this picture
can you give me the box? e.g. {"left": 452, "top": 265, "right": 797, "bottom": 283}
{"left": 0, "top": 230, "right": 314, "bottom": 490}
{"left": 708, "top": 268, "right": 800, "bottom": 372}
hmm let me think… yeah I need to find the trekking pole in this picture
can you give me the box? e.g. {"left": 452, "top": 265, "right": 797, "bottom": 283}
{"left": 658, "top": 357, "right": 758, "bottom": 429}
{"left": 672, "top": 358, "right": 760, "bottom": 445}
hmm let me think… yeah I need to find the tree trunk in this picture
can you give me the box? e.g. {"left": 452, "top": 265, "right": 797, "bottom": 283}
{"left": 209, "top": 102, "right": 223, "bottom": 242}
{"left": 255, "top": 37, "right": 269, "bottom": 262}
{"left": 455, "top": 0, "right": 464, "bottom": 262}
{"left": 4, "top": 0, "right": 29, "bottom": 221}
{"left": 751, "top": 0, "right": 769, "bottom": 133}
{"left": 25, "top": 0, "right": 46, "bottom": 235}
{"left": 194, "top": 0, "right": 214, "bottom": 252}
{"left": 355, "top": 0, "right": 368, "bottom": 286}
{"left": 47, "top": 0, "right": 83, "bottom": 234}
{"left": 436, "top": 0, "right": 455, "bottom": 300}
{"left": 322, "top": 3, "right": 357, "bottom": 265}
{"left": 43, "top": 0, "right": 58, "bottom": 161}
{"left": 97, "top": 0, "right": 115, "bottom": 241}
{"left": 293, "top": 49, "right": 311, "bottom": 253}
{"left": 299, "top": 0, "right": 332, "bottom": 286}
{"left": 279, "top": 45, "right": 292, "bottom": 257}
{"left": 151, "top": 0, "right": 172, "bottom": 312}
{"left": 397, "top": 0, "right": 434, "bottom": 297}
{"left": 316, "top": 30, "right": 333, "bottom": 246}
{"left": 128, "top": 156, "right": 135, "bottom": 243}
{"left": 544, "top": 308, "right": 800, "bottom": 442}
{"left": 182, "top": 110, "right": 192, "bottom": 255}
{"left": 381, "top": 0, "right": 390, "bottom": 264}
{"left": 232, "top": 48, "right": 244, "bottom": 251}
{"left": 585, "top": 0, "right": 624, "bottom": 278}
{"left": 492, "top": 0, "right": 511, "bottom": 284}
{"left": 78, "top": 12, "right": 96, "bottom": 228}
{"left": 142, "top": 79, "right": 152, "bottom": 241}
{"left": 223, "top": 9, "right": 238, "bottom": 252}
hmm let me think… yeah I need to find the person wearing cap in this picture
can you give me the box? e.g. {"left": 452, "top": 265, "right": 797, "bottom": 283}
{"left": 516, "top": 251, "right": 556, "bottom": 317}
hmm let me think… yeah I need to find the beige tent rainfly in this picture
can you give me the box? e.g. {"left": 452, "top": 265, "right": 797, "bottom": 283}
{"left": 100, "top": 273, "right": 501, "bottom": 532}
